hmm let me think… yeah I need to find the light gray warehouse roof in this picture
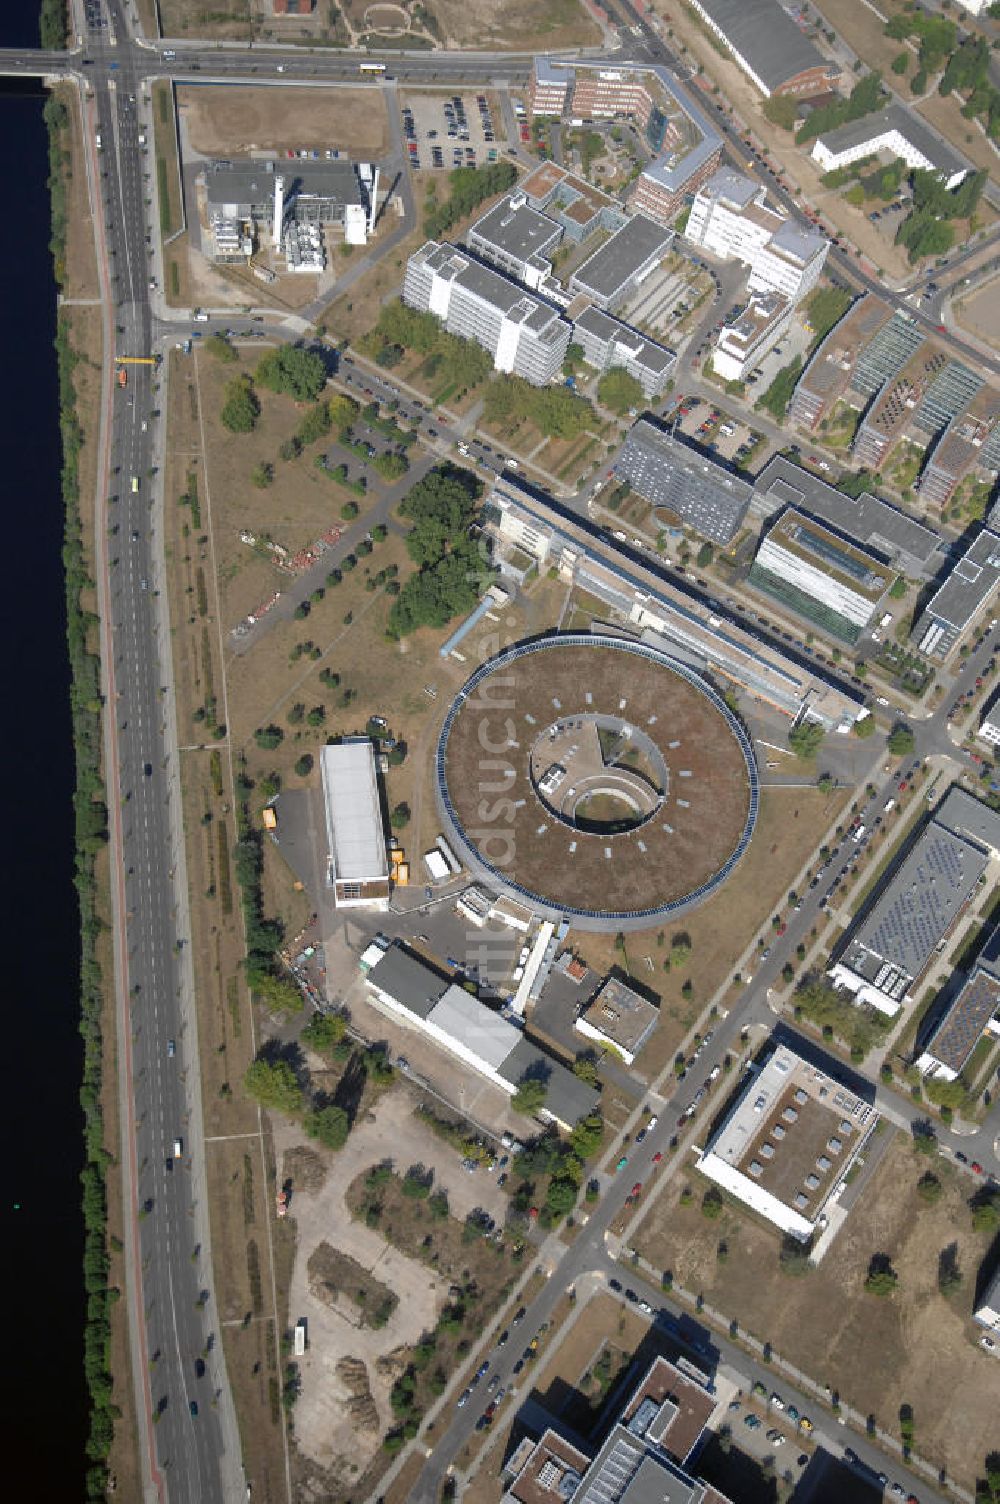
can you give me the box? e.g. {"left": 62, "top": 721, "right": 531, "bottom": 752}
{"left": 365, "top": 944, "right": 448, "bottom": 1019}
{"left": 814, "top": 103, "right": 968, "bottom": 181}
{"left": 206, "top": 157, "right": 362, "bottom": 208}
{"left": 426, "top": 985, "right": 521, "bottom": 1070}
{"left": 468, "top": 196, "right": 562, "bottom": 263}
{"left": 569, "top": 215, "right": 674, "bottom": 306}
{"left": 936, "top": 785, "right": 1000, "bottom": 855}
{"left": 688, "top": 0, "right": 829, "bottom": 92}
{"left": 320, "top": 740, "right": 388, "bottom": 883}
{"left": 753, "top": 455, "right": 944, "bottom": 579}
{"left": 696, "top": 166, "right": 759, "bottom": 210}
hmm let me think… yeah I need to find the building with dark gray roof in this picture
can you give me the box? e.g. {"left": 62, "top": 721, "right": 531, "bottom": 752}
{"left": 912, "top": 527, "right": 1000, "bottom": 659}
{"left": 751, "top": 454, "right": 945, "bottom": 580}
{"left": 365, "top": 944, "right": 449, "bottom": 1018}
{"left": 362, "top": 942, "right": 598, "bottom": 1129}
{"left": 573, "top": 307, "right": 675, "bottom": 399}
{"left": 810, "top": 103, "right": 970, "bottom": 190}
{"left": 568, "top": 215, "right": 674, "bottom": 312}
{"left": 205, "top": 157, "right": 368, "bottom": 227}
{"left": 687, "top": 0, "right": 837, "bottom": 97}
{"left": 617, "top": 420, "right": 753, "bottom": 545}
{"left": 916, "top": 927, "right": 1000, "bottom": 1082}
{"left": 828, "top": 788, "right": 1000, "bottom": 1016}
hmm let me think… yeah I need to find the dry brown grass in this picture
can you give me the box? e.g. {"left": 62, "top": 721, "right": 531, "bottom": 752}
{"left": 953, "top": 271, "right": 1000, "bottom": 351}
{"left": 427, "top": 0, "right": 600, "bottom": 50}
{"left": 178, "top": 84, "right": 389, "bottom": 158}
{"left": 636, "top": 1134, "right": 999, "bottom": 1493}
{"left": 160, "top": 0, "right": 252, "bottom": 39}
{"left": 571, "top": 785, "right": 852, "bottom": 1082}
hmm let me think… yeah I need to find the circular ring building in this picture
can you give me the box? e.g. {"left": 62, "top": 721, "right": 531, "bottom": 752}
{"left": 435, "top": 634, "right": 759, "bottom": 931}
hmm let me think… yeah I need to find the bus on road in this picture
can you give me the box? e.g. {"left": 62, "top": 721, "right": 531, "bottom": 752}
{"left": 359, "top": 61, "right": 386, "bottom": 73}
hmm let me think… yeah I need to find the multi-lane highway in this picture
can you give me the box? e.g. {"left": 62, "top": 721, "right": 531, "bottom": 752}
{"left": 78, "top": 2, "right": 244, "bottom": 1499}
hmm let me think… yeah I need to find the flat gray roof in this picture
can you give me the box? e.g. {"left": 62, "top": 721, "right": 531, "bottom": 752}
{"left": 320, "top": 741, "right": 388, "bottom": 883}
{"left": 365, "top": 944, "right": 448, "bottom": 1019}
{"left": 469, "top": 196, "right": 562, "bottom": 263}
{"left": 690, "top": 0, "right": 829, "bottom": 91}
{"left": 815, "top": 103, "right": 968, "bottom": 180}
{"left": 497, "top": 1036, "right": 598, "bottom": 1128}
{"left": 922, "top": 962, "right": 1000, "bottom": 1076}
{"left": 921, "top": 528, "right": 1000, "bottom": 632}
{"left": 839, "top": 789, "right": 1000, "bottom": 988}
{"left": 575, "top": 1427, "right": 703, "bottom": 1504}
{"left": 574, "top": 306, "right": 675, "bottom": 375}
{"left": 770, "top": 217, "right": 827, "bottom": 267}
{"left": 753, "top": 455, "right": 944, "bottom": 578}
{"left": 620, "top": 420, "right": 753, "bottom": 545}
{"left": 206, "top": 157, "right": 362, "bottom": 207}
{"left": 570, "top": 215, "right": 674, "bottom": 303}
{"left": 697, "top": 166, "right": 758, "bottom": 209}
{"left": 417, "top": 241, "right": 566, "bottom": 336}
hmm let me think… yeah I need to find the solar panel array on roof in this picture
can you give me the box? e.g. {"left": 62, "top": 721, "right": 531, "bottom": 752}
{"left": 851, "top": 312, "right": 925, "bottom": 399}
{"left": 912, "top": 360, "right": 983, "bottom": 439}
{"left": 981, "top": 422, "right": 1000, "bottom": 472}
{"left": 856, "top": 827, "right": 987, "bottom": 983}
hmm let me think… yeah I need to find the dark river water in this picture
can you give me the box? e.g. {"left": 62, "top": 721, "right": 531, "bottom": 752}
{"left": 1, "top": 9, "right": 88, "bottom": 1495}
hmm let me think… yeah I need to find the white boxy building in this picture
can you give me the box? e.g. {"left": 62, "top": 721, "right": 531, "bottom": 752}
{"left": 697, "top": 1044, "right": 878, "bottom": 1242}
{"left": 810, "top": 104, "right": 969, "bottom": 192}
{"left": 686, "top": 168, "right": 828, "bottom": 303}
{"left": 320, "top": 740, "right": 390, "bottom": 910}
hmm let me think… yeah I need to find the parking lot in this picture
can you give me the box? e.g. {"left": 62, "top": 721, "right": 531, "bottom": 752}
{"left": 399, "top": 90, "right": 501, "bottom": 173}
{"left": 672, "top": 395, "right": 760, "bottom": 464}
{"left": 620, "top": 257, "right": 716, "bottom": 344}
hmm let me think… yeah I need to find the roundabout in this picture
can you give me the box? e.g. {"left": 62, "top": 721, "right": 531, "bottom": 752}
{"left": 436, "top": 634, "right": 759, "bottom": 930}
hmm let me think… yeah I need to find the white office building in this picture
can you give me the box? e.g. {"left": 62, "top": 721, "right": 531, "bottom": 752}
{"left": 749, "top": 506, "right": 891, "bottom": 645}
{"left": 711, "top": 292, "right": 791, "bottom": 383}
{"left": 466, "top": 194, "right": 564, "bottom": 291}
{"left": 810, "top": 104, "right": 969, "bottom": 192}
{"left": 403, "top": 240, "right": 571, "bottom": 385}
{"left": 686, "top": 168, "right": 828, "bottom": 303}
{"left": 320, "top": 740, "right": 390, "bottom": 909}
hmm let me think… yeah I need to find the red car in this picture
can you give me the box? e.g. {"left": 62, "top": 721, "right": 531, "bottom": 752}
{"left": 971, "top": 1162, "right": 983, "bottom": 1174}
{"left": 651, "top": 1151, "right": 663, "bottom": 1164}
{"left": 631, "top": 1182, "right": 643, "bottom": 1197}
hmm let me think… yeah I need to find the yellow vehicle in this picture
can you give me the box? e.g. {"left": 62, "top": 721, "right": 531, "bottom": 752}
{"left": 131, "top": 476, "right": 139, "bottom": 493}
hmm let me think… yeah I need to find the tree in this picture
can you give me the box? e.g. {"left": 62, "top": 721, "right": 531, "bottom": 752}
{"left": 788, "top": 718, "right": 825, "bottom": 760}
{"left": 864, "top": 1253, "right": 898, "bottom": 1296}
{"left": 696, "top": 541, "right": 714, "bottom": 568}
{"left": 562, "top": 341, "right": 585, "bottom": 377}
{"left": 251, "top": 972, "right": 303, "bottom": 1016}
{"left": 294, "top": 754, "right": 314, "bottom": 777}
{"left": 670, "top": 933, "right": 692, "bottom": 967}
{"left": 757, "top": 356, "right": 802, "bottom": 420}
{"left": 304, "top": 1104, "right": 350, "bottom": 1150}
{"left": 916, "top": 1171, "right": 942, "bottom": 1204}
{"left": 373, "top": 450, "right": 409, "bottom": 481}
{"left": 597, "top": 367, "right": 645, "bottom": 416}
{"left": 763, "top": 93, "right": 798, "bottom": 129}
{"left": 256, "top": 344, "right": 327, "bottom": 402}
{"left": 220, "top": 375, "right": 259, "bottom": 433}
{"left": 853, "top": 713, "right": 876, "bottom": 739}
{"left": 891, "top": 51, "right": 909, "bottom": 75}
{"left": 251, "top": 461, "right": 273, "bottom": 488}
{"left": 701, "top": 1187, "right": 724, "bottom": 1219}
{"left": 244, "top": 1058, "right": 303, "bottom": 1115}
{"left": 301, "top": 1012, "right": 346, "bottom": 1054}
{"left": 887, "top": 724, "right": 915, "bottom": 756}
{"left": 572, "top": 1055, "right": 600, "bottom": 1087}
{"left": 254, "top": 724, "right": 283, "bottom": 750}
{"left": 390, "top": 802, "right": 410, "bottom": 830}
{"left": 568, "top": 1112, "right": 604, "bottom": 1158}
{"left": 205, "top": 333, "right": 238, "bottom": 363}
{"left": 779, "top": 1235, "right": 812, "bottom": 1275}
{"left": 889, "top": 575, "right": 908, "bottom": 599}
{"left": 511, "top": 1076, "right": 548, "bottom": 1115}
